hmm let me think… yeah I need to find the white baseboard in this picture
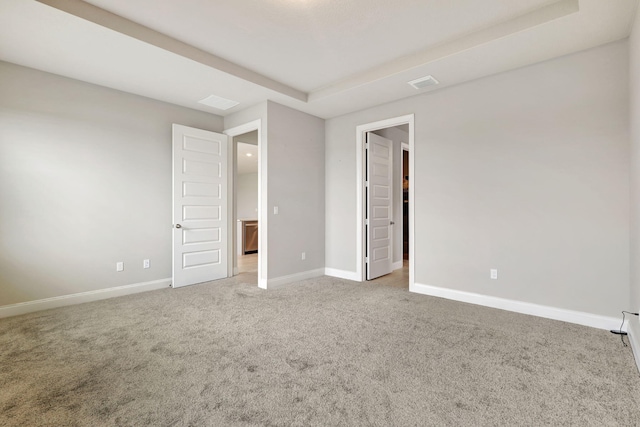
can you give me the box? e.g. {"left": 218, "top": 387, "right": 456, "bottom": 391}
{"left": 0, "top": 278, "right": 171, "bottom": 319}
{"left": 629, "top": 321, "right": 640, "bottom": 375}
{"left": 392, "top": 261, "right": 403, "bottom": 271}
{"left": 410, "top": 282, "right": 619, "bottom": 331}
{"left": 266, "top": 268, "right": 325, "bottom": 289}
{"left": 324, "top": 268, "right": 360, "bottom": 281}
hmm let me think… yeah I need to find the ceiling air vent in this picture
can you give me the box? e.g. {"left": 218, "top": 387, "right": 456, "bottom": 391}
{"left": 408, "top": 75, "right": 439, "bottom": 90}
{"left": 198, "top": 94, "right": 239, "bottom": 110}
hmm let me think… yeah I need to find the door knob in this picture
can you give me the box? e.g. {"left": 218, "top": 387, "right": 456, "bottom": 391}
{"left": 390, "top": 221, "right": 395, "bottom": 225}
{"left": 175, "top": 224, "right": 182, "bottom": 229}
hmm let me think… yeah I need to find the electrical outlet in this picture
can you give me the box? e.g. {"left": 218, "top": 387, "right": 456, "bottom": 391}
{"left": 490, "top": 269, "right": 498, "bottom": 280}
{"left": 116, "top": 262, "right": 124, "bottom": 272}
{"left": 301, "top": 252, "right": 306, "bottom": 260}
{"left": 143, "top": 259, "right": 150, "bottom": 269}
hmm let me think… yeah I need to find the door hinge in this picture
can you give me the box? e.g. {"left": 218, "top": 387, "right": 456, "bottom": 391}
{"left": 365, "top": 180, "right": 369, "bottom": 187}
{"left": 365, "top": 256, "right": 369, "bottom": 263}
{"left": 365, "top": 142, "right": 369, "bottom": 149}
{"left": 365, "top": 219, "right": 369, "bottom": 226}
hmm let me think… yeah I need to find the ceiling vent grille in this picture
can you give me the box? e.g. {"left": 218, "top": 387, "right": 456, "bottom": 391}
{"left": 408, "top": 75, "right": 439, "bottom": 90}
{"left": 198, "top": 94, "right": 239, "bottom": 110}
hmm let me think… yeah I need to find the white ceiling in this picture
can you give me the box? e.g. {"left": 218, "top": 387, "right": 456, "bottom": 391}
{"left": 235, "top": 131, "right": 259, "bottom": 175}
{"left": 237, "top": 142, "right": 259, "bottom": 176}
{"left": 0, "top": 0, "right": 637, "bottom": 119}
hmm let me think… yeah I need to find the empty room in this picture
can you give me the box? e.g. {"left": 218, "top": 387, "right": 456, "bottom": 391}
{"left": 2, "top": 0, "right": 640, "bottom": 425}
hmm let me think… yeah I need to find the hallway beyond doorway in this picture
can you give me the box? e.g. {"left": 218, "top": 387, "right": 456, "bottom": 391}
{"left": 369, "top": 260, "right": 409, "bottom": 289}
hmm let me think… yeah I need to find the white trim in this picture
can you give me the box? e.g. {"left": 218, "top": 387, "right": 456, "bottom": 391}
{"left": 401, "top": 142, "right": 410, "bottom": 152}
{"left": 324, "top": 268, "right": 360, "bottom": 281}
{"left": 0, "top": 278, "right": 171, "bottom": 319}
{"left": 629, "top": 321, "right": 640, "bottom": 374}
{"left": 410, "top": 282, "right": 620, "bottom": 331}
{"left": 266, "top": 268, "right": 325, "bottom": 289}
{"left": 224, "top": 120, "right": 262, "bottom": 139}
{"left": 356, "top": 114, "right": 414, "bottom": 287}
{"left": 392, "top": 261, "right": 403, "bottom": 271}
{"left": 224, "top": 119, "right": 264, "bottom": 288}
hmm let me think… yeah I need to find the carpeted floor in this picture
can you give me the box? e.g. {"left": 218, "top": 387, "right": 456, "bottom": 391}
{"left": 1, "top": 275, "right": 639, "bottom": 426}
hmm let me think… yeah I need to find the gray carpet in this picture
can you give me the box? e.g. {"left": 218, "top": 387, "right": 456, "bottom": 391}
{"left": 1, "top": 275, "right": 639, "bottom": 426}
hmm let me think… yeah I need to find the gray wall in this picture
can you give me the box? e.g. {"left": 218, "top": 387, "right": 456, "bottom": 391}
{"left": 266, "top": 101, "right": 325, "bottom": 279}
{"left": 236, "top": 130, "right": 258, "bottom": 145}
{"left": 237, "top": 173, "right": 258, "bottom": 219}
{"left": 0, "top": 61, "right": 223, "bottom": 306}
{"left": 372, "top": 126, "right": 408, "bottom": 267}
{"left": 225, "top": 102, "right": 268, "bottom": 132}
{"left": 630, "top": 8, "right": 640, "bottom": 337}
{"left": 325, "top": 40, "right": 630, "bottom": 318}
{"left": 225, "top": 101, "right": 325, "bottom": 282}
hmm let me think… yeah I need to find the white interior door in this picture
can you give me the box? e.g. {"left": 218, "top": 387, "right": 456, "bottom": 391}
{"left": 366, "top": 132, "right": 393, "bottom": 280}
{"left": 172, "top": 124, "right": 228, "bottom": 288}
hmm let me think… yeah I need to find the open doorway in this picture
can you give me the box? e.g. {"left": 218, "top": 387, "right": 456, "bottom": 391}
{"left": 224, "top": 120, "right": 263, "bottom": 287}
{"left": 356, "top": 115, "right": 414, "bottom": 289}
{"left": 234, "top": 133, "right": 258, "bottom": 278}
{"left": 402, "top": 142, "right": 410, "bottom": 262}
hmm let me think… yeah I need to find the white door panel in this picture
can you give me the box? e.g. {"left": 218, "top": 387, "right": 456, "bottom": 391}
{"left": 172, "top": 124, "right": 228, "bottom": 288}
{"left": 366, "top": 132, "right": 393, "bottom": 280}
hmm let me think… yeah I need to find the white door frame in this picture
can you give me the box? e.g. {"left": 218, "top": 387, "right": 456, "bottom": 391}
{"left": 356, "top": 114, "right": 414, "bottom": 287}
{"left": 224, "top": 120, "right": 265, "bottom": 288}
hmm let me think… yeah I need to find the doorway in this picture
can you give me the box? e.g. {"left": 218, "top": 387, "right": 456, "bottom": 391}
{"left": 402, "top": 143, "right": 410, "bottom": 261}
{"left": 235, "top": 133, "right": 259, "bottom": 278}
{"left": 356, "top": 115, "right": 414, "bottom": 289}
{"left": 224, "top": 120, "right": 264, "bottom": 287}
